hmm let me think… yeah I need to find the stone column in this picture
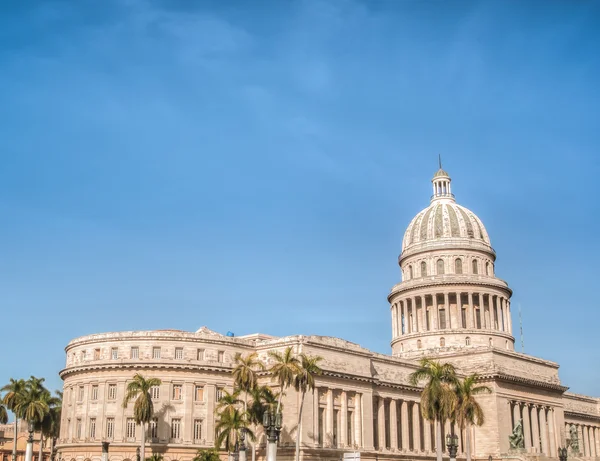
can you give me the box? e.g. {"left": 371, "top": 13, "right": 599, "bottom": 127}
{"left": 499, "top": 297, "right": 505, "bottom": 331}
{"left": 432, "top": 295, "right": 439, "bottom": 330}
{"left": 444, "top": 292, "right": 450, "bottom": 329}
{"left": 523, "top": 404, "right": 532, "bottom": 450}
{"left": 362, "top": 391, "right": 374, "bottom": 450}
{"left": 326, "top": 389, "right": 334, "bottom": 447}
{"left": 400, "top": 301, "right": 406, "bottom": 335}
{"left": 401, "top": 400, "right": 410, "bottom": 452}
{"left": 468, "top": 292, "right": 475, "bottom": 328}
{"left": 354, "top": 393, "right": 362, "bottom": 448}
{"left": 313, "top": 387, "right": 320, "bottom": 447}
{"left": 421, "top": 296, "right": 428, "bottom": 331}
{"left": 539, "top": 405, "right": 548, "bottom": 455}
{"left": 547, "top": 408, "right": 557, "bottom": 457}
{"left": 423, "top": 419, "right": 432, "bottom": 453}
{"left": 390, "top": 400, "right": 398, "bottom": 450}
{"left": 594, "top": 427, "right": 600, "bottom": 458}
{"left": 205, "top": 384, "right": 216, "bottom": 443}
{"left": 512, "top": 402, "right": 521, "bottom": 428}
{"left": 377, "top": 397, "right": 386, "bottom": 450}
{"left": 392, "top": 305, "right": 397, "bottom": 338}
{"left": 583, "top": 426, "right": 590, "bottom": 457}
{"left": 507, "top": 300, "right": 513, "bottom": 334}
{"left": 412, "top": 402, "right": 421, "bottom": 452}
{"left": 413, "top": 296, "right": 419, "bottom": 332}
{"left": 531, "top": 405, "right": 540, "bottom": 453}
{"left": 340, "top": 391, "right": 348, "bottom": 447}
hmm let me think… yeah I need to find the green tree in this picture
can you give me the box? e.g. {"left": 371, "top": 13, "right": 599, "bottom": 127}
{"left": 409, "top": 359, "right": 458, "bottom": 461}
{"left": 268, "top": 347, "right": 299, "bottom": 413}
{"left": 40, "top": 390, "right": 62, "bottom": 461}
{"left": 453, "top": 374, "right": 491, "bottom": 461}
{"left": 215, "top": 389, "right": 242, "bottom": 419}
{"left": 122, "top": 374, "right": 162, "bottom": 461}
{"left": 2, "top": 378, "right": 27, "bottom": 461}
{"left": 192, "top": 448, "right": 221, "bottom": 461}
{"left": 247, "top": 385, "right": 278, "bottom": 427}
{"left": 146, "top": 454, "right": 164, "bottom": 461}
{"left": 36, "top": 389, "right": 61, "bottom": 461}
{"left": 293, "top": 354, "right": 322, "bottom": 461}
{"left": 215, "top": 408, "right": 253, "bottom": 456}
{"left": 15, "top": 376, "right": 50, "bottom": 427}
{"left": 232, "top": 353, "right": 264, "bottom": 414}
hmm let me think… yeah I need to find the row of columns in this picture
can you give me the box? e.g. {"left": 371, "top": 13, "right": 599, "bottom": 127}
{"left": 373, "top": 397, "right": 470, "bottom": 454}
{"left": 510, "top": 401, "right": 557, "bottom": 457}
{"left": 566, "top": 423, "right": 600, "bottom": 458}
{"left": 392, "top": 292, "right": 512, "bottom": 338}
{"left": 315, "top": 388, "right": 363, "bottom": 448}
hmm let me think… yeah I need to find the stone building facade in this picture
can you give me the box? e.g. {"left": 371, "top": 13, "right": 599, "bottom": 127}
{"left": 56, "top": 168, "right": 600, "bottom": 461}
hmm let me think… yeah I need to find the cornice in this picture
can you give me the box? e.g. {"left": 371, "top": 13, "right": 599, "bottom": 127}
{"left": 564, "top": 411, "right": 600, "bottom": 422}
{"left": 388, "top": 277, "right": 512, "bottom": 301}
{"left": 481, "top": 372, "right": 569, "bottom": 393}
{"left": 59, "top": 361, "right": 233, "bottom": 380}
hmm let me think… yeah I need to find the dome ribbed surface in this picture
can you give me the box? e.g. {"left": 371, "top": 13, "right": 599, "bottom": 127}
{"left": 402, "top": 201, "right": 490, "bottom": 251}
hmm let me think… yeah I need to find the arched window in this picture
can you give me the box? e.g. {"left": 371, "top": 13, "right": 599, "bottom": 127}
{"left": 465, "top": 337, "right": 471, "bottom": 346}
{"left": 486, "top": 262, "right": 491, "bottom": 275}
{"left": 408, "top": 265, "right": 414, "bottom": 280}
{"left": 421, "top": 261, "right": 427, "bottom": 277}
{"left": 417, "top": 340, "right": 422, "bottom": 349}
{"left": 455, "top": 258, "right": 463, "bottom": 274}
{"left": 400, "top": 343, "right": 404, "bottom": 352}
{"left": 437, "top": 259, "right": 445, "bottom": 275}
{"left": 472, "top": 259, "right": 478, "bottom": 274}
{"left": 489, "top": 337, "right": 493, "bottom": 347}
{"left": 505, "top": 340, "right": 509, "bottom": 350}
{"left": 440, "top": 337, "right": 445, "bottom": 347}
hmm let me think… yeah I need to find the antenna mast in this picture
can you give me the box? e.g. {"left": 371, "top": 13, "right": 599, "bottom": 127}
{"left": 518, "top": 303, "right": 524, "bottom": 352}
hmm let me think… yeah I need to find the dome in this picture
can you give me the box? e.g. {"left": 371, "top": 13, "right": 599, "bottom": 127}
{"left": 402, "top": 201, "right": 491, "bottom": 251}
{"left": 401, "top": 166, "right": 492, "bottom": 253}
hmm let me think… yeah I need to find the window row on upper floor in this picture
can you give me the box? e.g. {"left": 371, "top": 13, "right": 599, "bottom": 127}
{"left": 68, "top": 345, "right": 228, "bottom": 365}
{"left": 403, "top": 256, "right": 494, "bottom": 280}
{"left": 64, "top": 382, "right": 227, "bottom": 405}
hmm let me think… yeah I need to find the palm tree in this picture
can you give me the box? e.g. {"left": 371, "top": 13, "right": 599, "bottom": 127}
{"left": 36, "top": 388, "right": 60, "bottom": 461}
{"left": 39, "top": 390, "right": 62, "bottom": 461}
{"left": 293, "top": 354, "right": 322, "bottom": 461}
{"left": 215, "top": 389, "right": 242, "bottom": 419}
{"left": 2, "top": 378, "right": 27, "bottom": 461}
{"left": 409, "top": 359, "right": 458, "bottom": 461}
{"left": 232, "top": 353, "right": 264, "bottom": 414}
{"left": 453, "top": 374, "right": 491, "bottom": 461}
{"left": 122, "top": 374, "right": 162, "bottom": 461}
{"left": 215, "top": 408, "right": 254, "bottom": 457}
{"left": 15, "top": 376, "right": 50, "bottom": 428}
{"left": 268, "top": 347, "right": 299, "bottom": 413}
{"left": 0, "top": 402, "right": 8, "bottom": 424}
{"left": 247, "top": 385, "right": 278, "bottom": 461}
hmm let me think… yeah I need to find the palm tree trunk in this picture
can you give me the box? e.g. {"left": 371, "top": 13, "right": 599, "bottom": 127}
{"left": 140, "top": 422, "right": 146, "bottom": 461}
{"left": 436, "top": 420, "right": 443, "bottom": 461}
{"left": 465, "top": 424, "right": 472, "bottom": 461}
{"left": 295, "top": 390, "right": 306, "bottom": 461}
{"left": 38, "top": 433, "right": 44, "bottom": 461}
{"left": 12, "top": 417, "right": 19, "bottom": 461}
{"left": 276, "top": 385, "right": 283, "bottom": 414}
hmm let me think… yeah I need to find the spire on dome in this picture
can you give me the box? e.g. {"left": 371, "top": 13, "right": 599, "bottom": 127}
{"left": 431, "top": 159, "right": 455, "bottom": 203}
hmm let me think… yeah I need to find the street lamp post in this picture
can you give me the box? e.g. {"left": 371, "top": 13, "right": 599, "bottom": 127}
{"left": 446, "top": 433, "right": 459, "bottom": 461}
{"left": 238, "top": 429, "right": 247, "bottom": 461}
{"left": 558, "top": 447, "right": 568, "bottom": 461}
{"left": 25, "top": 421, "right": 34, "bottom": 461}
{"left": 262, "top": 410, "right": 282, "bottom": 461}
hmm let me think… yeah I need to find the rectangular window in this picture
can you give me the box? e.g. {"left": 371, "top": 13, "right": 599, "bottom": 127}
{"left": 461, "top": 308, "right": 467, "bottom": 329}
{"left": 106, "top": 418, "right": 115, "bottom": 439}
{"left": 151, "top": 386, "right": 160, "bottom": 399}
{"left": 318, "top": 408, "right": 324, "bottom": 446}
{"left": 94, "top": 349, "right": 100, "bottom": 360}
{"left": 493, "top": 306, "right": 499, "bottom": 329}
{"left": 130, "top": 347, "right": 139, "bottom": 359}
{"left": 439, "top": 309, "right": 447, "bottom": 330}
{"left": 195, "top": 385, "right": 204, "bottom": 402}
{"left": 126, "top": 418, "right": 136, "bottom": 439}
{"left": 153, "top": 347, "right": 161, "bottom": 359}
{"left": 175, "top": 348, "right": 184, "bottom": 359}
{"left": 193, "top": 419, "right": 203, "bottom": 441}
{"left": 149, "top": 418, "right": 158, "bottom": 439}
{"left": 108, "top": 384, "right": 117, "bottom": 400}
{"left": 91, "top": 385, "right": 98, "bottom": 401}
{"left": 476, "top": 309, "right": 482, "bottom": 329}
{"left": 111, "top": 347, "right": 118, "bottom": 360}
{"left": 197, "top": 349, "right": 205, "bottom": 360}
{"left": 82, "top": 350, "right": 87, "bottom": 360}
{"left": 76, "top": 419, "right": 82, "bottom": 439}
{"left": 172, "top": 385, "right": 183, "bottom": 400}
{"left": 216, "top": 387, "right": 224, "bottom": 401}
{"left": 171, "top": 418, "right": 181, "bottom": 439}
{"left": 426, "top": 308, "right": 430, "bottom": 331}
{"left": 89, "top": 418, "right": 96, "bottom": 439}
{"left": 347, "top": 412, "right": 353, "bottom": 446}
{"left": 217, "top": 351, "right": 224, "bottom": 362}
{"left": 78, "top": 386, "right": 84, "bottom": 401}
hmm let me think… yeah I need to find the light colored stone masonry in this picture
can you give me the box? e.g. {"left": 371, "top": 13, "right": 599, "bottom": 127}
{"left": 56, "top": 168, "right": 600, "bottom": 461}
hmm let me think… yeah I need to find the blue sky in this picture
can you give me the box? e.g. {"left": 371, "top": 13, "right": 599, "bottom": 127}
{"left": 1, "top": 0, "right": 599, "bottom": 398}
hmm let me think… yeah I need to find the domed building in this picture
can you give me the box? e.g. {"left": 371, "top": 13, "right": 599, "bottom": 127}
{"left": 57, "top": 168, "right": 600, "bottom": 461}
